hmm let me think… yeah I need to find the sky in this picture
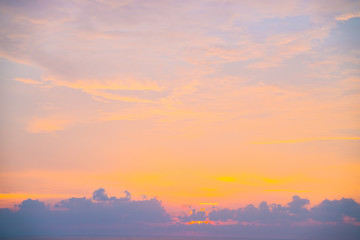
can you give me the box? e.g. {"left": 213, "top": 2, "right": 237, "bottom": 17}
{"left": 0, "top": 0, "right": 360, "bottom": 238}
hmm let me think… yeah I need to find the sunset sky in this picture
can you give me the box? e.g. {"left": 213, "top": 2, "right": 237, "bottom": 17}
{"left": 0, "top": 0, "right": 360, "bottom": 228}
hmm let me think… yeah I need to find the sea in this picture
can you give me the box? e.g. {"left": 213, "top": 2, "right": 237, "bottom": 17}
{"left": 0, "top": 237, "right": 292, "bottom": 240}
{"left": 0, "top": 238, "right": 255, "bottom": 240}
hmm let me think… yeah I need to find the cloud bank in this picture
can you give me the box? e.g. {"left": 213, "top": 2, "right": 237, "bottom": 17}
{"left": 1, "top": 189, "right": 360, "bottom": 239}
{"left": 0, "top": 188, "right": 170, "bottom": 237}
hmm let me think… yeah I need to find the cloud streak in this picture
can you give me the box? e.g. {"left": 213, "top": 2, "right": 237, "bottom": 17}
{"left": 14, "top": 78, "right": 43, "bottom": 85}
{"left": 251, "top": 137, "right": 360, "bottom": 144}
{"left": 335, "top": 12, "right": 360, "bottom": 21}
{"left": 25, "top": 116, "right": 75, "bottom": 133}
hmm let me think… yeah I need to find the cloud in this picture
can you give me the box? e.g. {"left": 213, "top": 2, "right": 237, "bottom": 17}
{"left": 92, "top": 188, "right": 109, "bottom": 201}
{"left": 83, "top": 89, "right": 155, "bottom": 103}
{"left": 14, "top": 78, "right": 43, "bottom": 85}
{"left": 16, "top": 199, "right": 48, "bottom": 212}
{"left": 44, "top": 77, "right": 164, "bottom": 103}
{"left": 251, "top": 137, "right": 360, "bottom": 144}
{"left": 335, "top": 12, "right": 360, "bottom": 21}
{"left": 25, "top": 116, "right": 74, "bottom": 133}
{"left": 311, "top": 198, "right": 360, "bottom": 223}
{"left": 209, "top": 208, "right": 235, "bottom": 221}
{"left": 288, "top": 195, "right": 310, "bottom": 214}
{"left": 1, "top": 0, "right": 359, "bottom": 136}
{"left": 0, "top": 1, "right": 360, "bottom": 237}
{"left": 123, "top": 190, "right": 132, "bottom": 199}
{"left": 1, "top": 191, "right": 360, "bottom": 239}
{"left": 0, "top": 188, "right": 170, "bottom": 236}
{"left": 180, "top": 195, "right": 360, "bottom": 226}
{"left": 55, "top": 188, "right": 169, "bottom": 224}
{"left": 180, "top": 209, "right": 207, "bottom": 222}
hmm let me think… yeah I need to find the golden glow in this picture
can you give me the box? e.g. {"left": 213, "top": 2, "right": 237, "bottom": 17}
{"left": 263, "top": 189, "right": 309, "bottom": 193}
{"left": 217, "top": 176, "right": 236, "bottom": 182}
{"left": 186, "top": 221, "right": 211, "bottom": 225}
{"left": 0, "top": 193, "right": 74, "bottom": 200}
{"left": 2, "top": 163, "right": 358, "bottom": 209}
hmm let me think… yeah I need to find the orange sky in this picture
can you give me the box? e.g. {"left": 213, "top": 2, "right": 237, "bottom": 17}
{"left": 0, "top": 0, "right": 359, "bottom": 213}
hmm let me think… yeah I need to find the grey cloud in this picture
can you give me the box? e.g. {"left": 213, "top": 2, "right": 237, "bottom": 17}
{"left": 311, "top": 198, "right": 360, "bottom": 223}
{"left": 16, "top": 199, "right": 48, "bottom": 212}
{"left": 123, "top": 190, "right": 132, "bottom": 199}
{"left": 208, "top": 208, "right": 235, "bottom": 221}
{"left": 0, "top": 188, "right": 170, "bottom": 237}
{"left": 234, "top": 196, "right": 310, "bottom": 223}
{"left": 288, "top": 195, "right": 310, "bottom": 215}
{"left": 181, "top": 195, "right": 359, "bottom": 226}
{"left": 1, "top": 192, "right": 360, "bottom": 239}
{"left": 92, "top": 187, "right": 109, "bottom": 201}
{"left": 54, "top": 188, "right": 169, "bottom": 224}
{"left": 180, "top": 209, "right": 207, "bottom": 222}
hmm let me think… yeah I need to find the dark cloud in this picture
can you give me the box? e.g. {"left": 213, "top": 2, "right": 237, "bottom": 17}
{"left": 1, "top": 191, "right": 360, "bottom": 239}
{"left": 311, "top": 198, "right": 360, "bottom": 223}
{"left": 16, "top": 199, "right": 48, "bottom": 212}
{"left": 123, "top": 190, "right": 132, "bottom": 199}
{"left": 0, "top": 188, "right": 170, "bottom": 237}
{"left": 54, "top": 188, "right": 170, "bottom": 225}
{"left": 288, "top": 195, "right": 310, "bottom": 216}
{"left": 180, "top": 209, "right": 207, "bottom": 222}
{"left": 55, "top": 197, "right": 93, "bottom": 210}
{"left": 180, "top": 195, "right": 360, "bottom": 228}
{"left": 174, "top": 195, "right": 360, "bottom": 239}
{"left": 92, "top": 188, "right": 109, "bottom": 201}
{"left": 208, "top": 208, "right": 235, "bottom": 221}
{"left": 196, "top": 196, "right": 311, "bottom": 224}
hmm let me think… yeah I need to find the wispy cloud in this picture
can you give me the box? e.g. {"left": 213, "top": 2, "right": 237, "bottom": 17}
{"left": 0, "top": 2, "right": 359, "bottom": 239}
{"left": 335, "top": 12, "right": 360, "bottom": 21}
{"left": 14, "top": 78, "right": 43, "bottom": 85}
{"left": 251, "top": 137, "right": 360, "bottom": 144}
{"left": 25, "top": 116, "right": 75, "bottom": 133}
